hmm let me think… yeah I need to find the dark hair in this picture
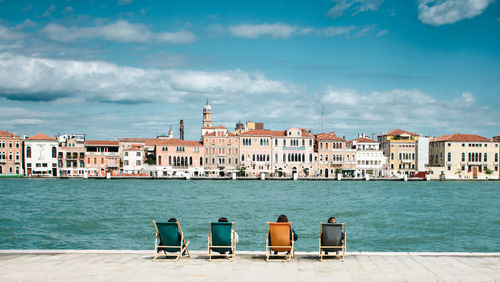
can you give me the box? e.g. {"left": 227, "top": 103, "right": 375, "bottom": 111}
{"left": 218, "top": 217, "right": 228, "bottom": 222}
{"left": 277, "top": 214, "right": 288, "bottom": 222}
{"left": 328, "top": 217, "right": 336, "bottom": 223}
{"left": 168, "top": 218, "right": 177, "bottom": 222}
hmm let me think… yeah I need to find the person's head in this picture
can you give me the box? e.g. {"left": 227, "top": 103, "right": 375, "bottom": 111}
{"left": 328, "top": 217, "right": 336, "bottom": 223}
{"left": 277, "top": 214, "right": 288, "bottom": 222}
{"left": 168, "top": 218, "right": 177, "bottom": 222}
{"left": 218, "top": 217, "right": 228, "bottom": 222}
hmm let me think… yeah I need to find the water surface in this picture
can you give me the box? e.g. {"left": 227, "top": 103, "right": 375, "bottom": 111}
{"left": 0, "top": 179, "right": 498, "bottom": 252}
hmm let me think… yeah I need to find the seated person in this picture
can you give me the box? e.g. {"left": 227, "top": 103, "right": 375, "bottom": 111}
{"left": 325, "top": 217, "right": 344, "bottom": 255}
{"left": 216, "top": 217, "right": 238, "bottom": 254}
{"left": 273, "top": 214, "right": 298, "bottom": 254}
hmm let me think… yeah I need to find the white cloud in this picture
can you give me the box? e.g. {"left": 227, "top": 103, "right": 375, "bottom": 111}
{"left": 318, "top": 86, "right": 497, "bottom": 135}
{"left": 62, "top": 6, "right": 74, "bottom": 14}
{"left": 328, "top": 0, "right": 384, "bottom": 19}
{"left": 155, "top": 30, "right": 196, "bottom": 43}
{"left": 41, "top": 20, "right": 195, "bottom": 43}
{"left": 418, "top": 0, "right": 493, "bottom": 26}
{"left": 376, "top": 29, "right": 388, "bottom": 37}
{"left": 42, "top": 5, "right": 56, "bottom": 17}
{"left": 317, "top": 26, "right": 356, "bottom": 37}
{"left": 0, "top": 25, "right": 24, "bottom": 40}
{"left": 229, "top": 23, "right": 297, "bottom": 39}
{"left": 0, "top": 53, "right": 298, "bottom": 103}
{"left": 461, "top": 92, "right": 476, "bottom": 103}
{"left": 227, "top": 23, "right": 378, "bottom": 39}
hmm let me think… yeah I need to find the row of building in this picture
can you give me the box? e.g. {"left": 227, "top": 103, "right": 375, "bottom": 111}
{"left": 1, "top": 102, "right": 499, "bottom": 180}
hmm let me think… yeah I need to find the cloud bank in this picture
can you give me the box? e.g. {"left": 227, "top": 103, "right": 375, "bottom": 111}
{"left": 418, "top": 0, "right": 493, "bottom": 26}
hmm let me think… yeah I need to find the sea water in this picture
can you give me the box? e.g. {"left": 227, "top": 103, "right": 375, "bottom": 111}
{"left": 0, "top": 179, "right": 498, "bottom": 252}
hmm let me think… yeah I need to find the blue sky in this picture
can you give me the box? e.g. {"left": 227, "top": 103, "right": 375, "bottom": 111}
{"left": 0, "top": 0, "right": 498, "bottom": 140}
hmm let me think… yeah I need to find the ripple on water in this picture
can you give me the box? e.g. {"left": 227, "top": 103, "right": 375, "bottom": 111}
{"left": 0, "top": 179, "right": 498, "bottom": 251}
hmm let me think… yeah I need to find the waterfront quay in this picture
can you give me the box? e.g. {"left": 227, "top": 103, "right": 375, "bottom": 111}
{"left": 1, "top": 250, "right": 499, "bottom": 281}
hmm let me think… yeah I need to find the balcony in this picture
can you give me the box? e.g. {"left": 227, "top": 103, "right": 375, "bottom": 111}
{"left": 282, "top": 146, "right": 305, "bottom": 151}
{"left": 402, "top": 159, "right": 413, "bottom": 163}
{"left": 331, "top": 160, "right": 342, "bottom": 165}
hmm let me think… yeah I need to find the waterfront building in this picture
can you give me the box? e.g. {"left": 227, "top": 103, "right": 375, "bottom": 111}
{"left": 427, "top": 134, "right": 499, "bottom": 180}
{"left": 347, "top": 134, "right": 387, "bottom": 177}
{"left": 239, "top": 130, "right": 276, "bottom": 177}
{"left": 57, "top": 134, "right": 86, "bottom": 177}
{"left": 271, "top": 128, "right": 314, "bottom": 177}
{"left": 24, "top": 133, "right": 58, "bottom": 177}
{"left": 201, "top": 102, "right": 240, "bottom": 176}
{"left": 312, "top": 132, "right": 346, "bottom": 178}
{"left": 85, "top": 140, "right": 120, "bottom": 176}
{"left": 122, "top": 144, "right": 144, "bottom": 174}
{"left": 0, "top": 130, "right": 23, "bottom": 176}
{"left": 153, "top": 138, "right": 204, "bottom": 177}
{"left": 417, "top": 136, "right": 430, "bottom": 171}
{"left": 378, "top": 129, "right": 419, "bottom": 176}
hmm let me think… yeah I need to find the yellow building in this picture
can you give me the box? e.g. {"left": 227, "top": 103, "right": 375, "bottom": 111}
{"left": 427, "top": 134, "right": 499, "bottom": 180}
{"left": 378, "top": 129, "right": 419, "bottom": 176}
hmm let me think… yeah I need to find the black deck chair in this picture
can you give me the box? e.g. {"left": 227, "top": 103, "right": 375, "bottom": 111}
{"left": 319, "top": 222, "right": 346, "bottom": 261}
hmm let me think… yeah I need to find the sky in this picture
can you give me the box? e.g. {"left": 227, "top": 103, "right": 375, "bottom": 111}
{"left": 0, "top": 0, "right": 499, "bottom": 141}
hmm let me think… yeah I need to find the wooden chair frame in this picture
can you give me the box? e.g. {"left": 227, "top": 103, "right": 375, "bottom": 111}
{"left": 207, "top": 221, "right": 236, "bottom": 261}
{"left": 153, "top": 220, "right": 191, "bottom": 262}
{"left": 265, "top": 222, "right": 294, "bottom": 262}
{"left": 318, "top": 222, "right": 346, "bottom": 261}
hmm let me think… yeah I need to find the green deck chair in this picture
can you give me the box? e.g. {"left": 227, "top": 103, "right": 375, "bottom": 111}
{"left": 153, "top": 220, "right": 190, "bottom": 261}
{"left": 208, "top": 221, "right": 236, "bottom": 261}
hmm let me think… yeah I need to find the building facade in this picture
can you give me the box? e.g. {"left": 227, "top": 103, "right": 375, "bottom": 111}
{"left": 85, "top": 140, "right": 120, "bottom": 176}
{"left": 201, "top": 102, "right": 240, "bottom": 176}
{"left": 57, "top": 134, "right": 86, "bottom": 177}
{"left": 0, "top": 130, "right": 23, "bottom": 175}
{"left": 154, "top": 139, "right": 204, "bottom": 177}
{"left": 24, "top": 133, "right": 58, "bottom": 177}
{"left": 427, "top": 134, "right": 499, "bottom": 180}
{"left": 271, "top": 128, "right": 314, "bottom": 178}
{"left": 378, "top": 129, "right": 419, "bottom": 176}
{"left": 123, "top": 145, "right": 144, "bottom": 174}
{"left": 347, "top": 135, "right": 387, "bottom": 177}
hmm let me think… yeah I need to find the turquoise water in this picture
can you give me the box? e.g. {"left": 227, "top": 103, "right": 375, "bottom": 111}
{"left": 0, "top": 179, "right": 499, "bottom": 252}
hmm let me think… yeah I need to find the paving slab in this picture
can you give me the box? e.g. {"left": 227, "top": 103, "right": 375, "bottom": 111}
{"left": 0, "top": 250, "right": 499, "bottom": 281}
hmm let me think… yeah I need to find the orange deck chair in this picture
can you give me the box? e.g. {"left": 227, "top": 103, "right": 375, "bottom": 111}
{"left": 265, "top": 222, "right": 294, "bottom": 262}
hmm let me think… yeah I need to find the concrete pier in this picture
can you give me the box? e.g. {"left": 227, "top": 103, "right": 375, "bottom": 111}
{"left": 1, "top": 250, "right": 498, "bottom": 281}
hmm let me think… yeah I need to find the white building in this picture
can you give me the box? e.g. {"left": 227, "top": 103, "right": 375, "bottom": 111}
{"left": 417, "top": 136, "right": 429, "bottom": 172}
{"left": 347, "top": 134, "right": 387, "bottom": 177}
{"left": 24, "top": 133, "right": 58, "bottom": 177}
{"left": 123, "top": 145, "right": 144, "bottom": 174}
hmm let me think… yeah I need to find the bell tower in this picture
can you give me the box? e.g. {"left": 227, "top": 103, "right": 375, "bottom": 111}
{"left": 203, "top": 100, "right": 212, "bottom": 127}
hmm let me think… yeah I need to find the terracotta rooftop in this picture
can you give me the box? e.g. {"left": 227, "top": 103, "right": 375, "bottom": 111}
{"left": 315, "top": 132, "right": 345, "bottom": 141}
{"left": 240, "top": 130, "right": 286, "bottom": 137}
{"left": 349, "top": 137, "right": 378, "bottom": 143}
{"left": 383, "top": 129, "right": 419, "bottom": 137}
{"left": 0, "top": 130, "right": 18, "bottom": 138}
{"left": 26, "top": 133, "right": 56, "bottom": 141}
{"left": 434, "top": 134, "right": 491, "bottom": 142}
{"left": 120, "top": 138, "right": 147, "bottom": 142}
{"left": 202, "top": 125, "right": 227, "bottom": 129}
{"left": 149, "top": 138, "right": 203, "bottom": 146}
{"left": 85, "top": 140, "right": 119, "bottom": 146}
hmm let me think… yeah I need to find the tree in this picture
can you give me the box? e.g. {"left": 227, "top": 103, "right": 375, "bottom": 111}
{"left": 334, "top": 168, "right": 343, "bottom": 175}
{"left": 236, "top": 166, "right": 246, "bottom": 177}
{"left": 484, "top": 167, "right": 493, "bottom": 177}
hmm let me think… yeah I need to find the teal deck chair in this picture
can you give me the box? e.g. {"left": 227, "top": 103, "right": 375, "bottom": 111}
{"left": 208, "top": 221, "right": 236, "bottom": 261}
{"left": 153, "top": 220, "right": 190, "bottom": 261}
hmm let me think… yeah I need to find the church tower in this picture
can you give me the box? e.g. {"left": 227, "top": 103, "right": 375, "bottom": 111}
{"left": 203, "top": 100, "right": 212, "bottom": 127}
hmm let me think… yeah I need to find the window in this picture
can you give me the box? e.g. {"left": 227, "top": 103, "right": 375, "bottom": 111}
{"left": 241, "top": 154, "right": 244, "bottom": 161}
{"left": 136, "top": 152, "right": 141, "bottom": 157}
{"left": 484, "top": 153, "right": 487, "bottom": 162}
{"left": 27, "top": 146, "right": 31, "bottom": 158}
{"left": 52, "top": 147, "right": 57, "bottom": 158}
{"left": 447, "top": 165, "right": 451, "bottom": 171}
{"left": 462, "top": 153, "right": 465, "bottom": 162}
{"left": 447, "top": 152, "right": 451, "bottom": 162}
{"left": 124, "top": 160, "right": 129, "bottom": 165}
{"left": 80, "top": 161, "right": 84, "bottom": 167}
{"left": 495, "top": 153, "right": 498, "bottom": 162}
{"left": 9, "top": 141, "right": 12, "bottom": 148}
{"left": 16, "top": 142, "right": 19, "bottom": 148}
{"left": 391, "top": 153, "right": 394, "bottom": 160}
{"left": 125, "top": 152, "right": 128, "bottom": 156}
{"left": 136, "top": 160, "right": 141, "bottom": 165}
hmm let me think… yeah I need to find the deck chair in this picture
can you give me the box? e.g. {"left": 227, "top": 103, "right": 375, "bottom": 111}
{"left": 319, "top": 222, "right": 346, "bottom": 261}
{"left": 208, "top": 221, "right": 236, "bottom": 261}
{"left": 153, "top": 220, "right": 190, "bottom": 261}
{"left": 265, "top": 222, "right": 294, "bottom": 262}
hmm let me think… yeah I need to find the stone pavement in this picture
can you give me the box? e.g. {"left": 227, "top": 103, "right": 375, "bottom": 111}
{"left": 0, "top": 250, "right": 499, "bottom": 281}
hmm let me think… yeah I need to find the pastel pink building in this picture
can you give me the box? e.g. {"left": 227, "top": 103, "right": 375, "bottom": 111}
{"left": 153, "top": 138, "right": 204, "bottom": 177}
{"left": 0, "top": 130, "right": 23, "bottom": 175}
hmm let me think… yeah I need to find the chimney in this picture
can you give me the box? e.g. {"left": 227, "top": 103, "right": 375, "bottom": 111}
{"left": 372, "top": 133, "right": 375, "bottom": 140}
{"left": 180, "top": 120, "right": 184, "bottom": 140}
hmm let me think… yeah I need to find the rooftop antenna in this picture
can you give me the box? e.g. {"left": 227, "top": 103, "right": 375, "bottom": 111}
{"left": 321, "top": 104, "right": 324, "bottom": 133}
